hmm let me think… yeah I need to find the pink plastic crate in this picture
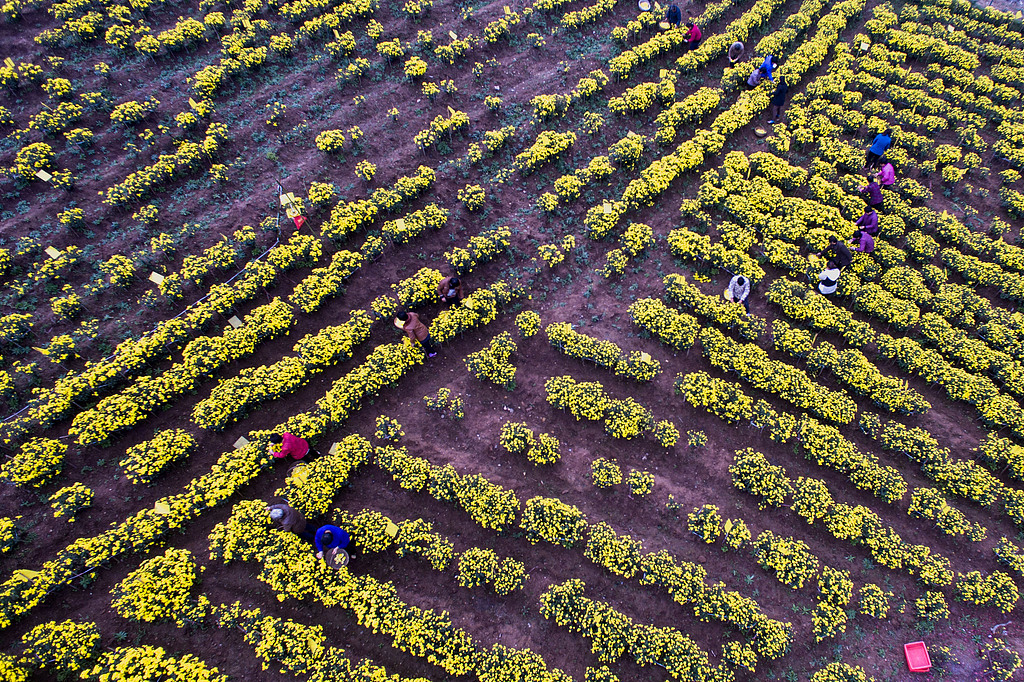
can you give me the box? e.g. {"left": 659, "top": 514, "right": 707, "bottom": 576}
{"left": 904, "top": 641, "right": 931, "bottom": 673}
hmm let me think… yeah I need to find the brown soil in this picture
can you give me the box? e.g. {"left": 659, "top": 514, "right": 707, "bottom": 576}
{"left": 0, "top": 0, "right": 1021, "bottom": 679}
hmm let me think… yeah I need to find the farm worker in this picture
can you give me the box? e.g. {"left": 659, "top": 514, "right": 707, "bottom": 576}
{"left": 851, "top": 230, "right": 875, "bottom": 254}
{"left": 858, "top": 176, "right": 884, "bottom": 212}
{"left": 728, "top": 41, "right": 745, "bottom": 64}
{"left": 761, "top": 55, "right": 779, "bottom": 81}
{"left": 315, "top": 524, "right": 351, "bottom": 560}
{"left": 874, "top": 161, "right": 896, "bottom": 189}
{"left": 269, "top": 432, "right": 315, "bottom": 461}
{"left": 396, "top": 310, "right": 437, "bottom": 357}
{"left": 819, "top": 236, "right": 853, "bottom": 269}
{"left": 436, "top": 276, "right": 465, "bottom": 305}
{"left": 864, "top": 129, "right": 892, "bottom": 169}
{"left": 724, "top": 274, "right": 751, "bottom": 314}
{"left": 768, "top": 76, "right": 788, "bottom": 124}
{"left": 747, "top": 66, "right": 767, "bottom": 89}
{"left": 684, "top": 20, "right": 702, "bottom": 51}
{"left": 665, "top": 4, "right": 682, "bottom": 27}
{"left": 855, "top": 206, "right": 879, "bottom": 236}
{"left": 267, "top": 503, "right": 316, "bottom": 541}
{"left": 817, "top": 261, "right": 841, "bottom": 296}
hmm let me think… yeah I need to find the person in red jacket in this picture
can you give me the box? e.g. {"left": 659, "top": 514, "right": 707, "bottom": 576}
{"left": 269, "top": 432, "right": 316, "bottom": 461}
{"left": 684, "top": 21, "right": 702, "bottom": 51}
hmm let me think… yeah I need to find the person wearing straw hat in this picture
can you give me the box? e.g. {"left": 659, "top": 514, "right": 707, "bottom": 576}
{"left": 314, "top": 524, "right": 351, "bottom": 561}
{"left": 723, "top": 274, "right": 751, "bottom": 314}
{"left": 269, "top": 432, "right": 317, "bottom": 461}
{"left": 436, "top": 275, "right": 465, "bottom": 306}
{"left": 396, "top": 310, "right": 437, "bottom": 357}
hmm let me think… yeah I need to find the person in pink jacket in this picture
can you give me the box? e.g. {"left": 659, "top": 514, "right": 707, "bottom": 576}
{"left": 874, "top": 161, "right": 896, "bottom": 189}
{"left": 269, "top": 432, "right": 316, "bottom": 461}
{"left": 684, "top": 21, "right": 702, "bottom": 51}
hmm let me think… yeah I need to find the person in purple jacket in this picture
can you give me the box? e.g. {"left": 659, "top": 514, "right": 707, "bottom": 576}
{"left": 858, "top": 176, "right": 884, "bottom": 212}
{"left": 855, "top": 206, "right": 879, "bottom": 236}
{"left": 851, "top": 230, "right": 875, "bottom": 254}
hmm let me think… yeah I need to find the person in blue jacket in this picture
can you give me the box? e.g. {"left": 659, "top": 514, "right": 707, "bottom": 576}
{"left": 761, "top": 55, "right": 779, "bottom": 81}
{"left": 314, "top": 524, "right": 351, "bottom": 560}
{"left": 865, "top": 129, "right": 892, "bottom": 170}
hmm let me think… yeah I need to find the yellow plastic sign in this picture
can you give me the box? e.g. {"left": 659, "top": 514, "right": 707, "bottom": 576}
{"left": 242, "top": 16, "right": 252, "bottom": 28}
{"left": 860, "top": 41, "right": 870, "bottom": 51}
{"left": 395, "top": 218, "right": 406, "bottom": 230}
{"left": 188, "top": 97, "right": 199, "bottom": 108}
{"left": 44, "top": 246, "right": 60, "bottom": 259}
{"left": 385, "top": 521, "right": 399, "bottom": 537}
{"left": 3, "top": 58, "right": 13, "bottom": 69}
{"left": 279, "top": 192, "right": 296, "bottom": 206}
{"left": 328, "top": 442, "right": 340, "bottom": 455}
{"left": 640, "top": 352, "right": 651, "bottom": 362}
{"left": 333, "top": 29, "right": 341, "bottom": 40}
{"left": 154, "top": 501, "right": 171, "bottom": 514}
{"left": 35, "top": 170, "right": 52, "bottom": 182}
{"left": 12, "top": 570, "right": 39, "bottom": 583}
{"left": 602, "top": 202, "right": 612, "bottom": 214}
{"left": 286, "top": 206, "right": 300, "bottom": 218}
{"left": 227, "top": 316, "right": 243, "bottom": 328}
{"left": 148, "top": 271, "right": 165, "bottom": 284}
{"left": 447, "top": 105, "right": 456, "bottom": 116}
{"left": 504, "top": 5, "right": 510, "bottom": 14}
{"left": 233, "top": 436, "right": 250, "bottom": 449}
{"left": 449, "top": 30, "right": 458, "bottom": 40}
{"left": 660, "top": 69, "right": 667, "bottom": 78}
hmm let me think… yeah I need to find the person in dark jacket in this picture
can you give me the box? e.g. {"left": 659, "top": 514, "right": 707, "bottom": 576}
{"left": 855, "top": 206, "right": 879, "bottom": 236}
{"left": 859, "top": 176, "right": 884, "bottom": 212}
{"left": 267, "top": 503, "right": 315, "bottom": 541}
{"left": 315, "top": 525, "right": 351, "bottom": 560}
{"left": 396, "top": 310, "right": 437, "bottom": 357}
{"left": 436, "top": 276, "right": 465, "bottom": 305}
{"left": 665, "top": 3, "right": 682, "bottom": 27}
{"left": 819, "top": 235, "right": 853, "bottom": 269}
{"left": 768, "top": 76, "right": 788, "bottom": 124}
{"left": 728, "top": 41, "right": 745, "bottom": 65}
{"left": 865, "top": 129, "right": 892, "bottom": 169}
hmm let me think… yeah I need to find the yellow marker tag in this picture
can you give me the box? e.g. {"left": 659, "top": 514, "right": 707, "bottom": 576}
{"left": 385, "top": 521, "right": 399, "bottom": 537}
{"left": 602, "top": 202, "right": 612, "bottom": 214}
{"left": 333, "top": 29, "right": 341, "bottom": 40}
{"left": 35, "top": 169, "right": 52, "bottom": 182}
{"left": 3, "top": 58, "right": 13, "bottom": 69}
{"left": 243, "top": 17, "right": 252, "bottom": 28}
{"left": 233, "top": 436, "right": 250, "bottom": 449}
{"left": 395, "top": 218, "right": 406, "bottom": 230}
{"left": 860, "top": 41, "right": 870, "bottom": 51}
{"left": 32, "top": 346, "right": 46, "bottom": 354}
{"left": 188, "top": 98, "right": 199, "bottom": 109}
{"left": 148, "top": 271, "right": 165, "bottom": 284}
{"left": 447, "top": 105, "right": 456, "bottom": 116}
{"left": 227, "top": 316, "right": 243, "bottom": 328}
{"left": 328, "top": 442, "right": 340, "bottom": 455}
{"left": 660, "top": 68, "right": 667, "bottom": 78}
{"left": 44, "top": 246, "right": 60, "bottom": 259}
{"left": 1017, "top": 10, "right": 1022, "bottom": 18}
{"left": 286, "top": 206, "right": 300, "bottom": 218}
{"left": 279, "top": 193, "right": 291, "bottom": 206}
{"left": 947, "top": 23, "right": 955, "bottom": 31}
{"left": 154, "top": 501, "right": 171, "bottom": 514}
{"left": 640, "top": 352, "right": 651, "bottom": 362}
{"left": 504, "top": 5, "right": 510, "bottom": 14}
{"left": 449, "top": 30, "right": 458, "bottom": 40}
{"left": 12, "top": 570, "right": 39, "bottom": 583}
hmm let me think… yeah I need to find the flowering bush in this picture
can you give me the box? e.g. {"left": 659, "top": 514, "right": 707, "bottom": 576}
{"left": 49, "top": 483, "right": 92, "bottom": 522}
